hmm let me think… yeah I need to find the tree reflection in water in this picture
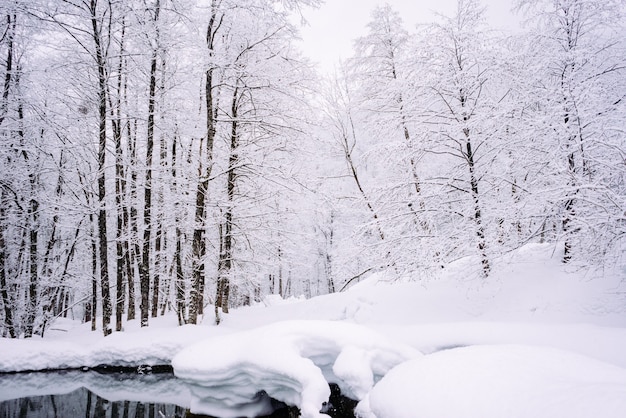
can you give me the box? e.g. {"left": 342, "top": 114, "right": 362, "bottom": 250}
{"left": 0, "top": 371, "right": 355, "bottom": 418}
{"left": 0, "top": 387, "right": 186, "bottom": 418}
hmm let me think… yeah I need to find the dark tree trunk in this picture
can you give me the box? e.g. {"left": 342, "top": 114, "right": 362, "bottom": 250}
{"left": 341, "top": 122, "right": 385, "bottom": 241}
{"left": 325, "top": 212, "right": 334, "bottom": 293}
{"left": 215, "top": 86, "right": 239, "bottom": 325}
{"left": 14, "top": 66, "right": 40, "bottom": 338}
{"left": 171, "top": 135, "right": 186, "bottom": 325}
{"left": 562, "top": 99, "right": 577, "bottom": 263}
{"left": 464, "top": 127, "right": 490, "bottom": 277}
{"left": 90, "top": 0, "right": 112, "bottom": 336}
{"left": 0, "top": 194, "right": 16, "bottom": 338}
{"left": 0, "top": 13, "right": 15, "bottom": 128}
{"left": 140, "top": 0, "right": 162, "bottom": 326}
{"left": 152, "top": 222, "right": 162, "bottom": 318}
{"left": 111, "top": 16, "right": 128, "bottom": 332}
{"left": 125, "top": 107, "right": 138, "bottom": 322}
{"left": 190, "top": 0, "right": 220, "bottom": 324}
{"left": 153, "top": 57, "right": 169, "bottom": 319}
{"left": 0, "top": 16, "right": 16, "bottom": 338}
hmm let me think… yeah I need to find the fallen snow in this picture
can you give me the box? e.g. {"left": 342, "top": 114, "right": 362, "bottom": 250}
{"left": 0, "top": 322, "right": 217, "bottom": 373}
{"left": 0, "top": 243, "right": 625, "bottom": 417}
{"left": 358, "top": 344, "right": 626, "bottom": 418}
{"left": 172, "top": 320, "right": 420, "bottom": 417}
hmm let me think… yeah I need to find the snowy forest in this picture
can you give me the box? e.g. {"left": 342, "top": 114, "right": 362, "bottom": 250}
{"left": 0, "top": 0, "right": 624, "bottom": 339}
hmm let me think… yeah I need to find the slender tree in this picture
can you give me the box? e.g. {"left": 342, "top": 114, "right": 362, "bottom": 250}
{"left": 189, "top": 0, "right": 221, "bottom": 325}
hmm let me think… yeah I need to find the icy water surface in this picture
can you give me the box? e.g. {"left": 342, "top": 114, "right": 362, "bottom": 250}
{"left": 0, "top": 370, "right": 356, "bottom": 417}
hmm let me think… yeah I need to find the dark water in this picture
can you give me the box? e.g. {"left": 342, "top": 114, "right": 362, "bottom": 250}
{"left": 0, "top": 370, "right": 356, "bottom": 418}
{"left": 0, "top": 388, "right": 186, "bottom": 418}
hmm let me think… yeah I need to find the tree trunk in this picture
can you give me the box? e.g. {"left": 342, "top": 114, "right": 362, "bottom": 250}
{"left": 325, "top": 211, "right": 335, "bottom": 293}
{"left": 341, "top": 123, "right": 385, "bottom": 241}
{"left": 153, "top": 56, "right": 169, "bottom": 319}
{"left": 141, "top": 1, "right": 161, "bottom": 325}
{"left": 152, "top": 220, "right": 163, "bottom": 318}
{"left": 90, "top": 0, "right": 112, "bottom": 336}
{"left": 0, "top": 13, "right": 15, "bottom": 128}
{"left": 0, "top": 193, "right": 16, "bottom": 338}
{"left": 90, "top": 211, "right": 98, "bottom": 332}
{"left": 170, "top": 134, "right": 186, "bottom": 325}
{"left": 562, "top": 88, "right": 579, "bottom": 263}
{"left": 16, "top": 67, "right": 39, "bottom": 338}
{"left": 124, "top": 101, "right": 137, "bottom": 322}
{"left": 215, "top": 86, "right": 238, "bottom": 325}
{"left": 111, "top": 16, "right": 128, "bottom": 332}
{"left": 464, "top": 127, "right": 490, "bottom": 277}
{"left": 190, "top": 0, "right": 220, "bottom": 324}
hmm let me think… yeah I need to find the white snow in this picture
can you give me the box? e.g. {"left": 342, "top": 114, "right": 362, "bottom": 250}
{"left": 172, "top": 320, "right": 420, "bottom": 417}
{"left": 0, "top": 321, "right": 218, "bottom": 372}
{"left": 358, "top": 345, "right": 626, "bottom": 418}
{"left": 1, "top": 243, "right": 626, "bottom": 417}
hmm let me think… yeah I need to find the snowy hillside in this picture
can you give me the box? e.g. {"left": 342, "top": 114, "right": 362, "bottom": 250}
{"left": 1, "top": 243, "right": 625, "bottom": 417}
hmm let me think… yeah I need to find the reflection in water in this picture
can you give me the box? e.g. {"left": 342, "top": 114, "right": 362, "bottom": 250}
{"left": 0, "top": 370, "right": 189, "bottom": 418}
{"left": 0, "top": 371, "right": 355, "bottom": 418}
{"left": 0, "top": 388, "right": 187, "bottom": 417}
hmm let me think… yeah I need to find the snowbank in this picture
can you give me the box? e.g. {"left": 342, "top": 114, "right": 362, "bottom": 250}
{"left": 358, "top": 344, "right": 626, "bottom": 418}
{"left": 0, "top": 323, "right": 214, "bottom": 373}
{"left": 172, "top": 320, "right": 420, "bottom": 418}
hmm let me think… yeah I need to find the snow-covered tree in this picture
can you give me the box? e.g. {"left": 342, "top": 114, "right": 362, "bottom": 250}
{"left": 513, "top": 0, "right": 626, "bottom": 264}
{"left": 409, "top": 0, "right": 506, "bottom": 277}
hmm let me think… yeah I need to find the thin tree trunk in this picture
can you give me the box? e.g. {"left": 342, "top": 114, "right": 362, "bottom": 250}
{"left": 153, "top": 221, "right": 162, "bottom": 318}
{"left": 389, "top": 53, "right": 423, "bottom": 203}
{"left": 90, "top": 211, "right": 98, "bottom": 332}
{"left": 153, "top": 56, "right": 169, "bottom": 319}
{"left": 140, "top": 0, "right": 161, "bottom": 327}
{"left": 325, "top": 211, "right": 334, "bottom": 293}
{"left": 0, "top": 192, "right": 16, "bottom": 338}
{"left": 79, "top": 174, "right": 98, "bottom": 331}
{"left": 111, "top": 15, "right": 128, "bottom": 332}
{"left": 562, "top": 91, "right": 578, "bottom": 263}
{"left": 90, "top": 0, "right": 112, "bottom": 336}
{"left": 215, "top": 86, "right": 239, "bottom": 325}
{"left": 464, "top": 127, "right": 490, "bottom": 277}
{"left": 24, "top": 179, "right": 38, "bottom": 338}
{"left": 170, "top": 134, "right": 186, "bottom": 325}
{"left": 341, "top": 124, "right": 385, "bottom": 241}
{"left": 124, "top": 95, "right": 137, "bottom": 322}
{"left": 0, "top": 13, "right": 15, "bottom": 128}
{"left": 190, "top": 0, "right": 220, "bottom": 324}
{"left": 0, "top": 15, "right": 16, "bottom": 336}
{"left": 14, "top": 70, "right": 39, "bottom": 338}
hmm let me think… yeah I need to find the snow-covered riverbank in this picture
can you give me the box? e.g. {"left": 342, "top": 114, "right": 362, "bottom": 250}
{"left": 1, "top": 244, "right": 625, "bottom": 417}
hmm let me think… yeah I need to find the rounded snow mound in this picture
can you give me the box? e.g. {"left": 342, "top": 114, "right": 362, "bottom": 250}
{"left": 358, "top": 344, "right": 626, "bottom": 418}
{"left": 172, "top": 320, "right": 421, "bottom": 418}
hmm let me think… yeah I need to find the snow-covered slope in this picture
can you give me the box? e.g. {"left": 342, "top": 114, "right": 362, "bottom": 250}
{"left": 1, "top": 243, "right": 625, "bottom": 417}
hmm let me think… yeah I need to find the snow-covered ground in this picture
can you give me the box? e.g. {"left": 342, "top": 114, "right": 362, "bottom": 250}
{"left": 1, "top": 243, "right": 626, "bottom": 417}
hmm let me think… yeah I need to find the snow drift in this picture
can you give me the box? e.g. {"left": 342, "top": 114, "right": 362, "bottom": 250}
{"left": 358, "top": 344, "right": 626, "bottom": 418}
{"left": 172, "top": 320, "right": 420, "bottom": 418}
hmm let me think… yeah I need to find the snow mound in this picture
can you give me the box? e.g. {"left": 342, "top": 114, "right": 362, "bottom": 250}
{"left": 172, "top": 320, "right": 420, "bottom": 418}
{"left": 358, "top": 344, "right": 626, "bottom": 418}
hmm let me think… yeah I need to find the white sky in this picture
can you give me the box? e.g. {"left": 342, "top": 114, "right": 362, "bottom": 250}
{"left": 297, "top": 0, "right": 519, "bottom": 73}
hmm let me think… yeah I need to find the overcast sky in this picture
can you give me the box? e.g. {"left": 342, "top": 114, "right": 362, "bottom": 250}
{"left": 297, "top": 0, "right": 519, "bottom": 73}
